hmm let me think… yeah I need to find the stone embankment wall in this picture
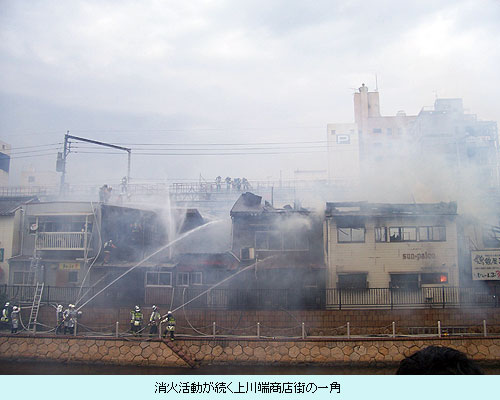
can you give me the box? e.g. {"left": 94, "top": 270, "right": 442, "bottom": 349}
{"left": 33, "top": 307, "right": 500, "bottom": 336}
{"left": 1, "top": 334, "right": 499, "bottom": 368}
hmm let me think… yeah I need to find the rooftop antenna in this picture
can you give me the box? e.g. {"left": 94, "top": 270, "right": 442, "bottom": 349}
{"left": 375, "top": 74, "right": 378, "bottom": 91}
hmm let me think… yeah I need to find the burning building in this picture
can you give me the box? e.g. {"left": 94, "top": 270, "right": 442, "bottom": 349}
{"left": 324, "top": 201, "right": 459, "bottom": 307}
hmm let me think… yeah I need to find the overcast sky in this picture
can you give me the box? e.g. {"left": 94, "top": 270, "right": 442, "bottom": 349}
{"left": 1, "top": 0, "right": 499, "bottom": 185}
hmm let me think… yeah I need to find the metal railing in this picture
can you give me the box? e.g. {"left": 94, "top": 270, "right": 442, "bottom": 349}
{"left": 2, "top": 284, "right": 498, "bottom": 310}
{"left": 35, "top": 232, "right": 88, "bottom": 250}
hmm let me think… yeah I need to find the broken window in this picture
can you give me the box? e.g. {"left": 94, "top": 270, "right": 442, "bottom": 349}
{"left": 389, "top": 227, "right": 417, "bottom": 242}
{"left": 255, "top": 231, "right": 282, "bottom": 250}
{"left": 283, "top": 231, "right": 309, "bottom": 250}
{"left": 421, "top": 272, "right": 448, "bottom": 285}
{"left": 337, "top": 227, "right": 365, "bottom": 243}
{"left": 146, "top": 270, "right": 172, "bottom": 287}
{"left": 375, "top": 227, "right": 387, "bottom": 242}
{"left": 390, "top": 273, "right": 419, "bottom": 290}
{"left": 419, "top": 226, "right": 446, "bottom": 241}
{"left": 338, "top": 273, "right": 367, "bottom": 289}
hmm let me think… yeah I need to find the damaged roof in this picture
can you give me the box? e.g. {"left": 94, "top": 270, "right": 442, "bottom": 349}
{"left": 230, "top": 192, "right": 309, "bottom": 216}
{"left": 325, "top": 201, "right": 458, "bottom": 217}
{"left": 0, "top": 196, "right": 38, "bottom": 216}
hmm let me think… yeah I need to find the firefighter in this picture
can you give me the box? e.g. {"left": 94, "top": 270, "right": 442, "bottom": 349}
{"left": 103, "top": 240, "right": 116, "bottom": 264}
{"left": 63, "top": 304, "right": 80, "bottom": 335}
{"left": 56, "top": 304, "right": 64, "bottom": 335}
{"left": 162, "top": 311, "right": 176, "bottom": 341}
{"left": 149, "top": 305, "right": 161, "bottom": 336}
{"left": 1, "top": 302, "right": 11, "bottom": 330}
{"left": 130, "top": 305, "right": 143, "bottom": 336}
{"left": 215, "top": 176, "right": 222, "bottom": 191}
{"left": 10, "top": 306, "right": 20, "bottom": 334}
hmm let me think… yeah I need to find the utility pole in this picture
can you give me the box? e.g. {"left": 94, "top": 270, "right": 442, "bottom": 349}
{"left": 57, "top": 131, "right": 132, "bottom": 195}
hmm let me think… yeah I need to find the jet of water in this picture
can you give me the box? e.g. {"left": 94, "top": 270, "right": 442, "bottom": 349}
{"left": 76, "top": 220, "right": 222, "bottom": 311}
{"left": 164, "top": 255, "right": 279, "bottom": 318}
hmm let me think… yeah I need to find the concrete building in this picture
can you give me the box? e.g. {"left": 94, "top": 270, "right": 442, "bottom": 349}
{"left": 324, "top": 201, "right": 459, "bottom": 305}
{"left": 0, "top": 197, "right": 38, "bottom": 283}
{"left": 410, "top": 98, "right": 499, "bottom": 189}
{"left": 0, "top": 139, "right": 11, "bottom": 186}
{"left": 326, "top": 84, "right": 416, "bottom": 184}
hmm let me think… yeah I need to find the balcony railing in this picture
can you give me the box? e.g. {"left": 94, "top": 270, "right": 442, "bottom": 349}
{"left": 35, "top": 232, "right": 89, "bottom": 250}
{"left": 2, "top": 285, "right": 498, "bottom": 310}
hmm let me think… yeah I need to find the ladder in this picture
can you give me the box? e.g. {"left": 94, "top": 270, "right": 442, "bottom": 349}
{"left": 28, "top": 282, "right": 44, "bottom": 333}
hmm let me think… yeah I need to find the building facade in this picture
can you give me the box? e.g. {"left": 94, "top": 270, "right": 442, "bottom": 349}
{"left": 324, "top": 202, "right": 459, "bottom": 299}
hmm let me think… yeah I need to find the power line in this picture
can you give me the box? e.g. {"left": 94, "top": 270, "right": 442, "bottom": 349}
{"left": 73, "top": 150, "right": 327, "bottom": 156}
{"left": 70, "top": 144, "right": 328, "bottom": 151}
{"left": 8, "top": 142, "right": 63, "bottom": 150}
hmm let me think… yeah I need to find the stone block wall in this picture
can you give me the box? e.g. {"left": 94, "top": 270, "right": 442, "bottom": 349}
{"left": 0, "top": 335, "right": 188, "bottom": 367}
{"left": 1, "top": 334, "right": 499, "bottom": 368}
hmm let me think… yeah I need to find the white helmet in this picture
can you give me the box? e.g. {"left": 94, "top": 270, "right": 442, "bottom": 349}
{"left": 167, "top": 310, "right": 172, "bottom": 315}
{"left": 135, "top": 305, "right": 140, "bottom": 312}
{"left": 12, "top": 306, "right": 18, "bottom": 311}
{"left": 57, "top": 304, "right": 63, "bottom": 311}
{"left": 5, "top": 302, "right": 9, "bottom": 307}
{"left": 152, "top": 305, "right": 157, "bottom": 311}
{"left": 69, "top": 304, "right": 75, "bottom": 309}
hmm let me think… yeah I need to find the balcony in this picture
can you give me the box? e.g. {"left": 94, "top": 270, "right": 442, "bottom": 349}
{"left": 35, "top": 232, "right": 90, "bottom": 250}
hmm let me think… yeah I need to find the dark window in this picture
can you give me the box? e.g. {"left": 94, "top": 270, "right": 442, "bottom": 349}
{"left": 13, "top": 270, "right": 34, "bottom": 285}
{"left": 338, "top": 273, "right": 367, "bottom": 289}
{"left": 373, "top": 128, "right": 382, "bottom": 134}
{"left": 68, "top": 271, "right": 78, "bottom": 283}
{"left": 337, "top": 227, "right": 365, "bottom": 243}
{"left": 389, "top": 227, "right": 417, "bottom": 242}
{"left": 390, "top": 274, "right": 419, "bottom": 290}
{"left": 421, "top": 273, "right": 448, "bottom": 285}
{"left": 255, "top": 231, "right": 282, "bottom": 250}
{"left": 146, "top": 270, "right": 172, "bottom": 287}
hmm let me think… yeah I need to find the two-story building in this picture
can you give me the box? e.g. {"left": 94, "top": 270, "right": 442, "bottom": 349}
{"left": 324, "top": 201, "right": 458, "bottom": 307}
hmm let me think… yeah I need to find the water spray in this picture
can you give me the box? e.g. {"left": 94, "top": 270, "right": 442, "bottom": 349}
{"left": 76, "top": 220, "right": 222, "bottom": 311}
{"left": 164, "top": 255, "right": 278, "bottom": 319}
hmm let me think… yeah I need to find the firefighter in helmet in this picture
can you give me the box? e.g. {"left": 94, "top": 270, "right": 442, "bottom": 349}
{"left": 162, "top": 311, "right": 176, "bottom": 341}
{"left": 149, "top": 305, "right": 161, "bottom": 336}
{"left": 10, "top": 306, "right": 20, "bottom": 334}
{"left": 130, "top": 305, "right": 143, "bottom": 336}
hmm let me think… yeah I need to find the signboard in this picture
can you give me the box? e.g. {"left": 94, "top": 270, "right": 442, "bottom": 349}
{"left": 471, "top": 250, "right": 500, "bottom": 280}
{"left": 336, "top": 134, "right": 350, "bottom": 144}
{"left": 59, "top": 262, "right": 80, "bottom": 271}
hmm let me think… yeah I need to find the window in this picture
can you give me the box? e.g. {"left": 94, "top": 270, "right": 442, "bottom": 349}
{"left": 190, "top": 272, "right": 203, "bottom": 285}
{"left": 419, "top": 226, "right": 446, "bottom": 241}
{"left": 0, "top": 248, "right": 4, "bottom": 262}
{"left": 68, "top": 271, "right": 78, "bottom": 283}
{"left": 177, "top": 272, "right": 189, "bottom": 286}
{"left": 145, "top": 269, "right": 172, "bottom": 287}
{"left": 421, "top": 273, "right": 448, "bottom": 285}
{"left": 255, "top": 231, "right": 282, "bottom": 250}
{"left": 338, "top": 273, "right": 367, "bottom": 289}
{"left": 373, "top": 128, "right": 382, "bottom": 133}
{"left": 387, "top": 128, "right": 392, "bottom": 135}
{"left": 331, "top": 130, "right": 336, "bottom": 135}
{"left": 13, "top": 270, "right": 34, "bottom": 285}
{"left": 337, "top": 227, "right": 365, "bottom": 243}
{"left": 28, "top": 176, "right": 35, "bottom": 183}
{"left": 375, "top": 227, "right": 387, "bottom": 242}
{"left": 390, "top": 274, "right": 419, "bottom": 290}
{"left": 389, "top": 227, "right": 417, "bottom": 242}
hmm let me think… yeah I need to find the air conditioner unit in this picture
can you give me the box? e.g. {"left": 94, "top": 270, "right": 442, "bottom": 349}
{"left": 240, "top": 247, "right": 255, "bottom": 261}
